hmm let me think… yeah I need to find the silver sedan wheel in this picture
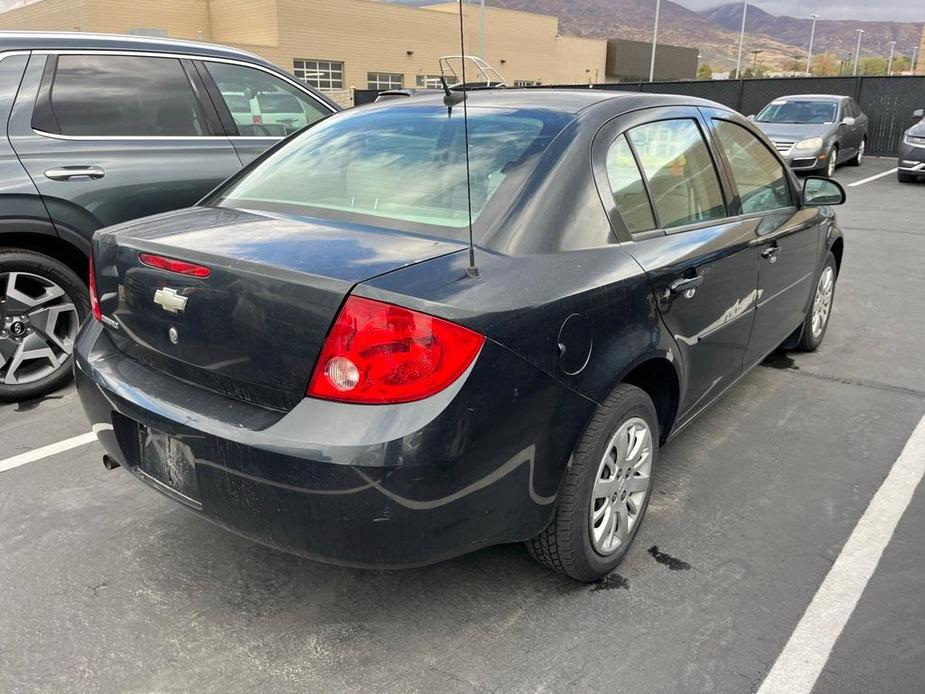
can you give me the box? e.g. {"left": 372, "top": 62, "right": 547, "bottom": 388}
{"left": 811, "top": 266, "right": 835, "bottom": 339}
{"left": 589, "top": 416, "right": 653, "bottom": 556}
{"left": 856, "top": 140, "right": 865, "bottom": 165}
{"left": 0, "top": 272, "right": 80, "bottom": 385}
{"left": 826, "top": 149, "right": 837, "bottom": 177}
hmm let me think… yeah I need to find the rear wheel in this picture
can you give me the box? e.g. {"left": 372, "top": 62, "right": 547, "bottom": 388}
{"left": 847, "top": 139, "right": 865, "bottom": 166}
{"left": 898, "top": 171, "right": 918, "bottom": 183}
{"left": 0, "top": 249, "right": 88, "bottom": 402}
{"left": 526, "top": 383, "right": 658, "bottom": 582}
{"left": 797, "top": 252, "right": 837, "bottom": 352}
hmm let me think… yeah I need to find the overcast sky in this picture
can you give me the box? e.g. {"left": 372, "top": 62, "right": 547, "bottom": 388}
{"left": 676, "top": 0, "right": 925, "bottom": 22}
{"left": 0, "top": 0, "right": 922, "bottom": 23}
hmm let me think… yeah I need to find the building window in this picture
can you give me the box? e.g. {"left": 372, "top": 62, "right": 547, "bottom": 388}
{"left": 293, "top": 59, "right": 343, "bottom": 90}
{"left": 415, "top": 74, "right": 444, "bottom": 88}
{"left": 514, "top": 80, "right": 541, "bottom": 87}
{"left": 368, "top": 72, "right": 404, "bottom": 90}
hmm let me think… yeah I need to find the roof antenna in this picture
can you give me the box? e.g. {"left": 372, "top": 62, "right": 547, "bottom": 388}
{"left": 454, "top": 0, "right": 479, "bottom": 279}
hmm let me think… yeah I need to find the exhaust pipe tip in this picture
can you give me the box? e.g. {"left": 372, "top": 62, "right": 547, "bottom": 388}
{"left": 102, "top": 455, "right": 121, "bottom": 471}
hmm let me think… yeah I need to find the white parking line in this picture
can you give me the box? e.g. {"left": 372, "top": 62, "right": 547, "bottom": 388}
{"left": 0, "top": 432, "right": 98, "bottom": 473}
{"left": 757, "top": 411, "right": 925, "bottom": 694}
{"left": 847, "top": 168, "right": 898, "bottom": 187}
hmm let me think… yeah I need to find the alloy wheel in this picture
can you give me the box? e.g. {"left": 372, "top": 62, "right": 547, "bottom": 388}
{"left": 0, "top": 271, "right": 80, "bottom": 385}
{"left": 827, "top": 149, "right": 837, "bottom": 177}
{"left": 856, "top": 140, "right": 865, "bottom": 165}
{"left": 811, "top": 266, "right": 835, "bottom": 339}
{"left": 589, "top": 416, "right": 653, "bottom": 556}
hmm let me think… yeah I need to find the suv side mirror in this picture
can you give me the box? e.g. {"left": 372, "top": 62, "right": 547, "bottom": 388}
{"left": 840, "top": 116, "right": 856, "bottom": 126}
{"left": 913, "top": 108, "right": 925, "bottom": 119}
{"left": 803, "top": 177, "right": 846, "bottom": 207}
{"left": 747, "top": 114, "right": 756, "bottom": 121}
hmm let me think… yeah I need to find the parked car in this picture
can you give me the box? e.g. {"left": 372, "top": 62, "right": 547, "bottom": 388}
{"left": 0, "top": 32, "right": 337, "bottom": 401}
{"left": 752, "top": 94, "right": 868, "bottom": 177}
{"left": 898, "top": 108, "right": 925, "bottom": 183}
{"left": 75, "top": 90, "right": 845, "bottom": 582}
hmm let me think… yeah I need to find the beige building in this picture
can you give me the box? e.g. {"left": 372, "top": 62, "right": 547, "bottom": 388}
{"left": 0, "top": 0, "right": 608, "bottom": 104}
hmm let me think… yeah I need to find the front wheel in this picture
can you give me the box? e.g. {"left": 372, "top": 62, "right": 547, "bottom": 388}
{"left": 797, "top": 251, "right": 837, "bottom": 351}
{"left": 898, "top": 171, "right": 918, "bottom": 183}
{"left": 526, "top": 383, "right": 659, "bottom": 582}
{"left": 825, "top": 146, "right": 838, "bottom": 177}
{"left": 0, "top": 249, "right": 88, "bottom": 402}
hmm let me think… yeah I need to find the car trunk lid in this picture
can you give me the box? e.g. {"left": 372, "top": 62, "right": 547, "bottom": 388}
{"left": 93, "top": 207, "right": 465, "bottom": 410}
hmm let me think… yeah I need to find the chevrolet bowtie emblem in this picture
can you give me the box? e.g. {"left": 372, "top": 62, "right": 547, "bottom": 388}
{"left": 153, "top": 287, "right": 188, "bottom": 314}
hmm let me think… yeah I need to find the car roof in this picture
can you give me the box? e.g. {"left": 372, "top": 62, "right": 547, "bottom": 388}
{"left": 0, "top": 31, "right": 271, "bottom": 67}
{"left": 773, "top": 94, "right": 847, "bottom": 102}
{"left": 363, "top": 87, "right": 727, "bottom": 117}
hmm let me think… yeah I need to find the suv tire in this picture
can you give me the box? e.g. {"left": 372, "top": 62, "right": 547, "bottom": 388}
{"left": 0, "top": 249, "right": 89, "bottom": 402}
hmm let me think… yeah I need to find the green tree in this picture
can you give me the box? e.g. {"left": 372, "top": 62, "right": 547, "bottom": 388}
{"left": 859, "top": 56, "right": 887, "bottom": 75}
{"left": 697, "top": 62, "right": 713, "bottom": 80}
{"left": 811, "top": 54, "right": 839, "bottom": 77}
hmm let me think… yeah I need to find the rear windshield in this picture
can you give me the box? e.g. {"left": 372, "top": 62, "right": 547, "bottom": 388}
{"left": 213, "top": 105, "right": 573, "bottom": 239}
{"left": 756, "top": 100, "right": 838, "bottom": 125}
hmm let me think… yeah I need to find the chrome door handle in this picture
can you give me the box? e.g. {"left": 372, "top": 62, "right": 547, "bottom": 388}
{"left": 669, "top": 275, "right": 703, "bottom": 296}
{"left": 44, "top": 166, "right": 105, "bottom": 181}
{"left": 761, "top": 243, "right": 781, "bottom": 262}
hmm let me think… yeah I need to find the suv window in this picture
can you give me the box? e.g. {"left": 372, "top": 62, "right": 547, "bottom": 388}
{"left": 205, "top": 62, "right": 328, "bottom": 137}
{"left": 45, "top": 55, "right": 205, "bottom": 137}
{"left": 627, "top": 119, "right": 726, "bottom": 229}
{"left": 605, "top": 134, "right": 656, "bottom": 233}
{"left": 713, "top": 120, "right": 791, "bottom": 215}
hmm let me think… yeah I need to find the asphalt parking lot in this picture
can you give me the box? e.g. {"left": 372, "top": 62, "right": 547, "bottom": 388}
{"left": 2, "top": 157, "right": 923, "bottom": 694}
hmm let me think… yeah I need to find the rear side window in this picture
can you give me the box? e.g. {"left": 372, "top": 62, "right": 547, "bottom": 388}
{"left": 605, "top": 135, "right": 656, "bottom": 233}
{"left": 205, "top": 62, "right": 328, "bottom": 137}
{"left": 42, "top": 55, "right": 206, "bottom": 137}
{"left": 627, "top": 119, "right": 726, "bottom": 229}
{"left": 713, "top": 120, "right": 791, "bottom": 214}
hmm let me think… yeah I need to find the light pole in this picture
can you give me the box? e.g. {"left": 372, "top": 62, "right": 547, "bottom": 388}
{"left": 913, "top": 45, "right": 919, "bottom": 75}
{"left": 887, "top": 41, "right": 896, "bottom": 76}
{"left": 479, "top": 0, "right": 485, "bottom": 61}
{"left": 852, "top": 29, "right": 864, "bottom": 76}
{"left": 649, "top": 0, "right": 661, "bottom": 82}
{"left": 806, "top": 13, "right": 819, "bottom": 75}
{"left": 735, "top": 1, "right": 749, "bottom": 79}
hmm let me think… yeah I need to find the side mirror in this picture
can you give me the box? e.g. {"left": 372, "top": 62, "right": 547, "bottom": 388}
{"left": 840, "top": 116, "right": 856, "bottom": 126}
{"left": 747, "top": 114, "right": 756, "bottom": 121}
{"left": 913, "top": 108, "right": 925, "bottom": 119}
{"left": 803, "top": 177, "right": 846, "bottom": 207}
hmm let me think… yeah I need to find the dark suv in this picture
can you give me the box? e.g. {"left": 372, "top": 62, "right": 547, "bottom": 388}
{"left": 0, "top": 32, "right": 337, "bottom": 400}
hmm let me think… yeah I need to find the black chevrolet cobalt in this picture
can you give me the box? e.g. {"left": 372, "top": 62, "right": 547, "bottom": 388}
{"left": 75, "top": 90, "right": 845, "bottom": 582}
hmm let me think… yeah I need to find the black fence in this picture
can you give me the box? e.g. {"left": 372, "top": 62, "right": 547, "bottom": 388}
{"left": 354, "top": 75, "right": 925, "bottom": 156}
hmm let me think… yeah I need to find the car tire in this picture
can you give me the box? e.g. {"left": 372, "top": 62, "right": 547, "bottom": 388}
{"left": 847, "top": 139, "right": 865, "bottom": 166}
{"left": 0, "top": 249, "right": 89, "bottom": 402}
{"left": 526, "top": 383, "right": 659, "bottom": 582}
{"left": 898, "top": 171, "right": 918, "bottom": 183}
{"left": 825, "top": 145, "right": 838, "bottom": 177}
{"left": 797, "top": 251, "right": 837, "bottom": 352}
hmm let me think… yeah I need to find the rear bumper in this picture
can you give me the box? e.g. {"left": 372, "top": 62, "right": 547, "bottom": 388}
{"left": 74, "top": 321, "right": 589, "bottom": 567}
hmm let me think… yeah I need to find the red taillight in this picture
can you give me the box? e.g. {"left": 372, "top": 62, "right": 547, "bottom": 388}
{"left": 138, "top": 253, "right": 211, "bottom": 278}
{"left": 307, "top": 296, "right": 484, "bottom": 404}
{"left": 88, "top": 253, "right": 102, "bottom": 322}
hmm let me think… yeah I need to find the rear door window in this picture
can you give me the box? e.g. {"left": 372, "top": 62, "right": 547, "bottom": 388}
{"left": 204, "top": 62, "right": 329, "bottom": 137}
{"left": 713, "top": 120, "right": 792, "bottom": 215}
{"left": 42, "top": 55, "right": 206, "bottom": 136}
{"left": 627, "top": 119, "right": 726, "bottom": 229}
{"left": 605, "top": 134, "right": 656, "bottom": 234}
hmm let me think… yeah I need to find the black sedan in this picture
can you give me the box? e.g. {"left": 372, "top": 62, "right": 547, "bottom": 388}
{"left": 752, "top": 94, "right": 868, "bottom": 177}
{"left": 75, "top": 90, "right": 845, "bottom": 582}
{"left": 898, "top": 108, "right": 925, "bottom": 183}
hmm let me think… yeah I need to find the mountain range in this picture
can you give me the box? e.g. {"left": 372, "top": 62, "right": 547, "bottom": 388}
{"left": 386, "top": 0, "right": 923, "bottom": 72}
